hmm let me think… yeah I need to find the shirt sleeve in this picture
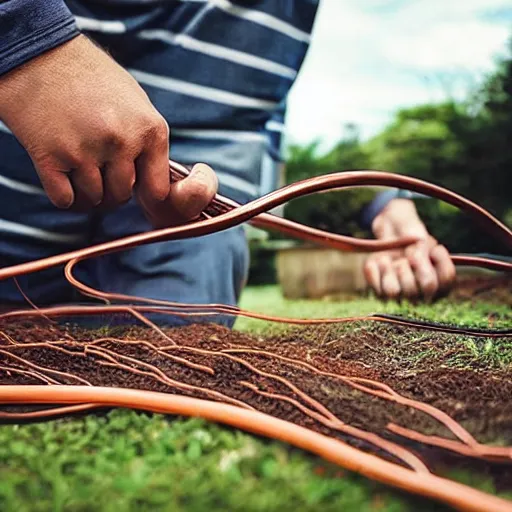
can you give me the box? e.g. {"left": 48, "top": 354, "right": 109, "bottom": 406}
{"left": 359, "top": 189, "right": 400, "bottom": 229}
{"left": 0, "top": 0, "right": 80, "bottom": 77}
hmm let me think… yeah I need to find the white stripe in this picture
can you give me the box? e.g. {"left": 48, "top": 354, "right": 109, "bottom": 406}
{"left": 0, "top": 219, "right": 85, "bottom": 244}
{"left": 129, "top": 69, "right": 278, "bottom": 110}
{"left": 172, "top": 128, "right": 265, "bottom": 142}
{"left": 74, "top": 15, "right": 126, "bottom": 33}
{"left": 74, "top": 3, "right": 310, "bottom": 42}
{"left": 0, "top": 175, "right": 45, "bottom": 196}
{"left": 210, "top": 0, "right": 311, "bottom": 43}
{"left": 138, "top": 30, "right": 296, "bottom": 79}
{"left": 216, "top": 171, "right": 259, "bottom": 196}
{"left": 0, "top": 121, "right": 12, "bottom": 134}
{"left": 266, "top": 120, "right": 285, "bottom": 133}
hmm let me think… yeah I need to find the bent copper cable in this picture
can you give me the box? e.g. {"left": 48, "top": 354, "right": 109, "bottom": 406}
{"left": 1, "top": 163, "right": 512, "bottom": 511}
{"left": 0, "top": 162, "right": 510, "bottom": 281}
{"left": 1, "top": 386, "right": 512, "bottom": 512}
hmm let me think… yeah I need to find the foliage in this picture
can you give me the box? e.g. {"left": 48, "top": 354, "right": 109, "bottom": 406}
{"left": 284, "top": 128, "right": 375, "bottom": 238}
{"left": 280, "top": 37, "right": 512, "bottom": 256}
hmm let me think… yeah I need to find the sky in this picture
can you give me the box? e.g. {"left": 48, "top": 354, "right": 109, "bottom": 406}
{"left": 285, "top": 0, "right": 512, "bottom": 150}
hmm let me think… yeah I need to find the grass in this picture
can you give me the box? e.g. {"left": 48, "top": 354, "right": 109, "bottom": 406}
{"left": 236, "top": 286, "right": 512, "bottom": 332}
{"left": 1, "top": 286, "right": 511, "bottom": 512}
{"left": 0, "top": 413, "right": 443, "bottom": 512}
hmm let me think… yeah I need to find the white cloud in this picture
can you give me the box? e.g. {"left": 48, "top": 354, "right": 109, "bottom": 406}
{"left": 285, "top": 0, "right": 511, "bottom": 150}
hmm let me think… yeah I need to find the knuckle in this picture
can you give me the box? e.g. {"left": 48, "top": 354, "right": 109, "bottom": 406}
{"left": 96, "top": 112, "right": 125, "bottom": 148}
{"left": 104, "top": 131, "right": 125, "bottom": 152}
{"left": 101, "top": 128, "right": 126, "bottom": 153}
{"left": 145, "top": 115, "right": 169, "bottom": 144}
{"left": 377, "top": 257, "right": 391, "bottom": 274}
{"left": 409, "top": 249, "right": 425, "bottom": 266}
{"left": 371, "top": 216, "right": 384, "bottom": 236}
{"left": 39, "top": 144, "right": 80, "bottom": 169}
{"left": 431, "top": 244, "right": 445, "bottom": 257}
{"left": 62, "top": 149, "right": 86, "bottom": 168}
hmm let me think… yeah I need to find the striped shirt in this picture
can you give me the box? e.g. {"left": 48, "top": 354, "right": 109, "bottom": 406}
{"left": 0, "top": 0, "right": 320, "bottom": 210}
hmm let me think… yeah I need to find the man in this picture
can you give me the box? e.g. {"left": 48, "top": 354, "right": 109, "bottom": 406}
{"left": 0, "top": 0, "right": 455, "bottom": 323}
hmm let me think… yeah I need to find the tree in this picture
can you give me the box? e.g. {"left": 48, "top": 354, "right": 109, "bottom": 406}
{"left": 281, "top": 36, "right": 512, "bottom": 255}
{"left": 284, "top": 127, "right": 374, "bottom": 237}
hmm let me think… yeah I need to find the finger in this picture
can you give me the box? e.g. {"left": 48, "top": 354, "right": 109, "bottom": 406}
{"left": 102, "top": 159, "right": 136, "bottom": 208}
{"left": 69, "top": 166, "right": 104, "bottom": 210}
{"left": 374, "top": 254, "right": 399, "bottom": 299}
{"left": 135, "top": 118, "right": 171, "bottom": 209}
{"left": 430, "top": 244, "right": 456, "bottom": 293}
{"left": 36, "top": 165, "right": 74, "bottom": 209}
{"left": 371, "top": 216, "right": 402, "bottom": 261}
{"left": 167, "top": 162, "right": 218, "bottom": 222}
{"left": 394, "top": 258, "right": 419, "bottom": 299}
{"left": 376, "top": 253, "right": 393, "bottom": 277}
{"left": 363, "top": 258, "right": 382, "bottom": 295}
{"left": 408, "top": 244, "right": 439, "bottom": 301}
{"left": 381, "top": 265, "right": 401, "bottom": 300}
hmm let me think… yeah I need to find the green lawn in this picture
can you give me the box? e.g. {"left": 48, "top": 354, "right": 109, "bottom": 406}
{"left": 236, "top": 285, "right": 512, "bottom": 333}
{"left": 1, "top": 286, "right": 510, "bottom": 512}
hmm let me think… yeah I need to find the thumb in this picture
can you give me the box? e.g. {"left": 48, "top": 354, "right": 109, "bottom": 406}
{"left": 168, "top": 163, "right": 218, "bottom": 222}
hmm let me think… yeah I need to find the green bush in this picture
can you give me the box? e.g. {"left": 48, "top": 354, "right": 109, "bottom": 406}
{"left": 281, "top": 38, "right": 512, "bottom": 256}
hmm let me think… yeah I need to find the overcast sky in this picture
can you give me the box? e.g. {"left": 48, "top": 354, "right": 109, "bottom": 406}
{"left": 285, "top": 0, "right": 512, "bottom": 150}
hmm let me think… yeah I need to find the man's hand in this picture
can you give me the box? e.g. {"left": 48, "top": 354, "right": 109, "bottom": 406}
{"left": 0, "top": 35, "right": 216, "bottom": 226}
{"left": 363, "top": 198, "right": 456, "bottom": 301}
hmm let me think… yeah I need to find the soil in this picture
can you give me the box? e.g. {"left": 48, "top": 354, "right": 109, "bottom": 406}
{"left": 448, "top": 274, "right": 512, "bottom": 305}
{"left": 1, "top": 307, "right": 511, "bottom": 489}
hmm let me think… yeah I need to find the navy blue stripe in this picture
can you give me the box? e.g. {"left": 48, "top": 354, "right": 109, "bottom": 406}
{"left": 119, "top": 42, "right": 293, "bottom": 102}
{"left": 68, "top": 0, "right": 202, "bottom": 31}
{"left": 71, "top": 2, "right": 313, "bottom": 70}
{"left": 187, "top": 9, "right": 311, "bottom": 69}
{"left": 135, "top": 82, "right": 273, "bottom": 130}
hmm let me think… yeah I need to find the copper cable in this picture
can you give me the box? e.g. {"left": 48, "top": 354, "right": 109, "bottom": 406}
{"left": 386, "top": 423, "right": 512, "bottom": 462}
{"left": 1, "top": 385, "right": 512, "bottom": 512}
{"left": 0, "top": 163, "right": 510, "bottom": 283}
{"left": 1, "top": 163, "right": 512, "bottom": 510}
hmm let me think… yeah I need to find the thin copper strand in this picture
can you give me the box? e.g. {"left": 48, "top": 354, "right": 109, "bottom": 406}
{"left": 0, "top": 403, "right": 100, "bottom": 420}
{"left": 238, "top": 380, "right": 429, "bottom": 473}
